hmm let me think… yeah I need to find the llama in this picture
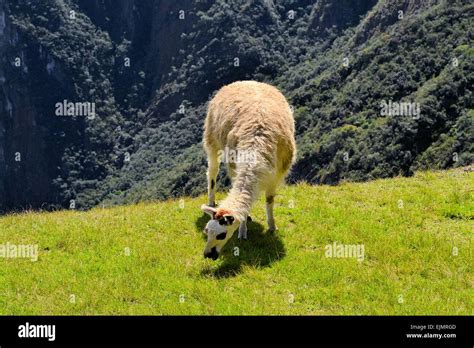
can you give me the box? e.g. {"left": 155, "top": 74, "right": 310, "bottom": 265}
{"left": 201, "top": 80, "right": 296, "bottom": 260}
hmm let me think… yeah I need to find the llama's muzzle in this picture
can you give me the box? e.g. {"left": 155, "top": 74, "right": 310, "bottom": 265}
{"left": 204, "top": 247, "right": 219, "bottom": 260}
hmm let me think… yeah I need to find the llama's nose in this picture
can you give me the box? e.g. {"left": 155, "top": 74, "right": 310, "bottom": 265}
{"left": 204, "top": 247, "right": 219, "bottom": 260}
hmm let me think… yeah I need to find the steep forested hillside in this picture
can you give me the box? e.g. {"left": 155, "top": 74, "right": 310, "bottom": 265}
{"left": 0, "top": 0, "right": 472, "bottom": 212}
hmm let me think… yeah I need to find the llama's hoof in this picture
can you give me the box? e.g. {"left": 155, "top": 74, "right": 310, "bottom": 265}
{"left": 268, "top": 226, "right": 278, "bottom": 233}
{"left": 238, "top": 230, "right": 248, "bottom": 240}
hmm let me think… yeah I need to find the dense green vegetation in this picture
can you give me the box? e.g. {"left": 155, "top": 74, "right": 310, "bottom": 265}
{"left": 0, "top": 169, "right": 472, "bottom": 314}
{"left": 1, "top": 0, "right": 472, "bottom": 211}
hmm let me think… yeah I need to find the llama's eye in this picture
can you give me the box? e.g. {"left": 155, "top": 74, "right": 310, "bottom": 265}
{"left": 219, "top": 216, "right": 234, "bottom": 225}
{"left": 216, "top": 232, "right": 227, "bottom": 240}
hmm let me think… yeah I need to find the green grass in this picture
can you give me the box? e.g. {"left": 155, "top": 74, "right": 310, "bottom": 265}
{"left": 0, "top": 169, "right": 472, "bottom": 315}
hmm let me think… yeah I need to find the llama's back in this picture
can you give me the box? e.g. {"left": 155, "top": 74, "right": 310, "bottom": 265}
{"left": 204, "top": 81, "right": 296, "bottom": 175}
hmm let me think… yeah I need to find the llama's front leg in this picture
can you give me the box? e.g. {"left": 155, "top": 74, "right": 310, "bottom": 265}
{"left": 238, "top": 219, "right": 248, "bottom": 240}
{"left": 207, "top": 154, "right": 219, "bottom": 207}
{"left": 266, "top": 193, "right": 277, "bottom": 232}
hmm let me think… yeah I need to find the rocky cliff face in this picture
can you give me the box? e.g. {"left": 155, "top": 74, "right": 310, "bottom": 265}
{"left": 0, "top": 0, "right": 56, "bottom": 210}
{"left": 0, "top": 0, "right": 472, "bottom": 212}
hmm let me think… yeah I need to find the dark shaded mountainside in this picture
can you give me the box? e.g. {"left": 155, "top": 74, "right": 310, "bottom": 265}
{"left": 0, "top": 0, "right": 472, "bottom": 212}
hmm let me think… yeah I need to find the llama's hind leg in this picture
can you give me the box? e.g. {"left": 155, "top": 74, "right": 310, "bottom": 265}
{"left": 206, "top": 149, "right": 220, "bottom": 207}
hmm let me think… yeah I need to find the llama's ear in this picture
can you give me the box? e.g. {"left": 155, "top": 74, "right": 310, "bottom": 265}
{"left": 201, "top": 204, "right": 217, "bottom": 218}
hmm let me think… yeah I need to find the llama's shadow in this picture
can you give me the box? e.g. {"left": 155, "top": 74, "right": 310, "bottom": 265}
{"left": 195, "top": 213, "right": 286, "bottom": 278}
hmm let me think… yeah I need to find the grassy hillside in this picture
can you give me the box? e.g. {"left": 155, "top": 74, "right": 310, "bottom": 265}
{"left": 0, "top": 168, "right": 472, "bottom": 315}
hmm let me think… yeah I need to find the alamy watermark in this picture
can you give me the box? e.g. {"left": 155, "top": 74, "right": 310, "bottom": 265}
{"left": 0, "top": 242, "right": 38, "bottom": 262}
{"left": 55, "top": 99, "right": 96, "bottom": 119}
{"left": 217, "top": 147, "right": 257, "bottom": 165}
{"left": 380, "top": 100, "right": 421, "bottom": 119}
{"left": 18, "top": 322, "right": 55, "bottom": 341}
{"left": 324, "top": 241, "right": 364, "bottom": 262}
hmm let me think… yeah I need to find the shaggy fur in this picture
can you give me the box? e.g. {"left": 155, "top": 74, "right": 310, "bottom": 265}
{"left": 203, "top": 80, "right": 296, "bottom": 242}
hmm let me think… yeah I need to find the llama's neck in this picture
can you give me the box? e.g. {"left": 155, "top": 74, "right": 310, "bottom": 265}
{"left": 219, "top": 162, "right": 261, "bottom": 222}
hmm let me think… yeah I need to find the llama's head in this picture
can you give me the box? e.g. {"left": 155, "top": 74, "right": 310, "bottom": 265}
{"left": 201, "top": 205, "right": 239, "bottom": 260}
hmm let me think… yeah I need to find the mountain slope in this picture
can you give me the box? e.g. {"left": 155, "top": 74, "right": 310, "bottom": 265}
{"left": 0, "top": 0, "right": 472, "bottom": 212}
{"left": 99, "top": 0, "right": 474, "bottom": 207}
{"left": 0, "top": 168, "right": 472, "bottom": 315}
